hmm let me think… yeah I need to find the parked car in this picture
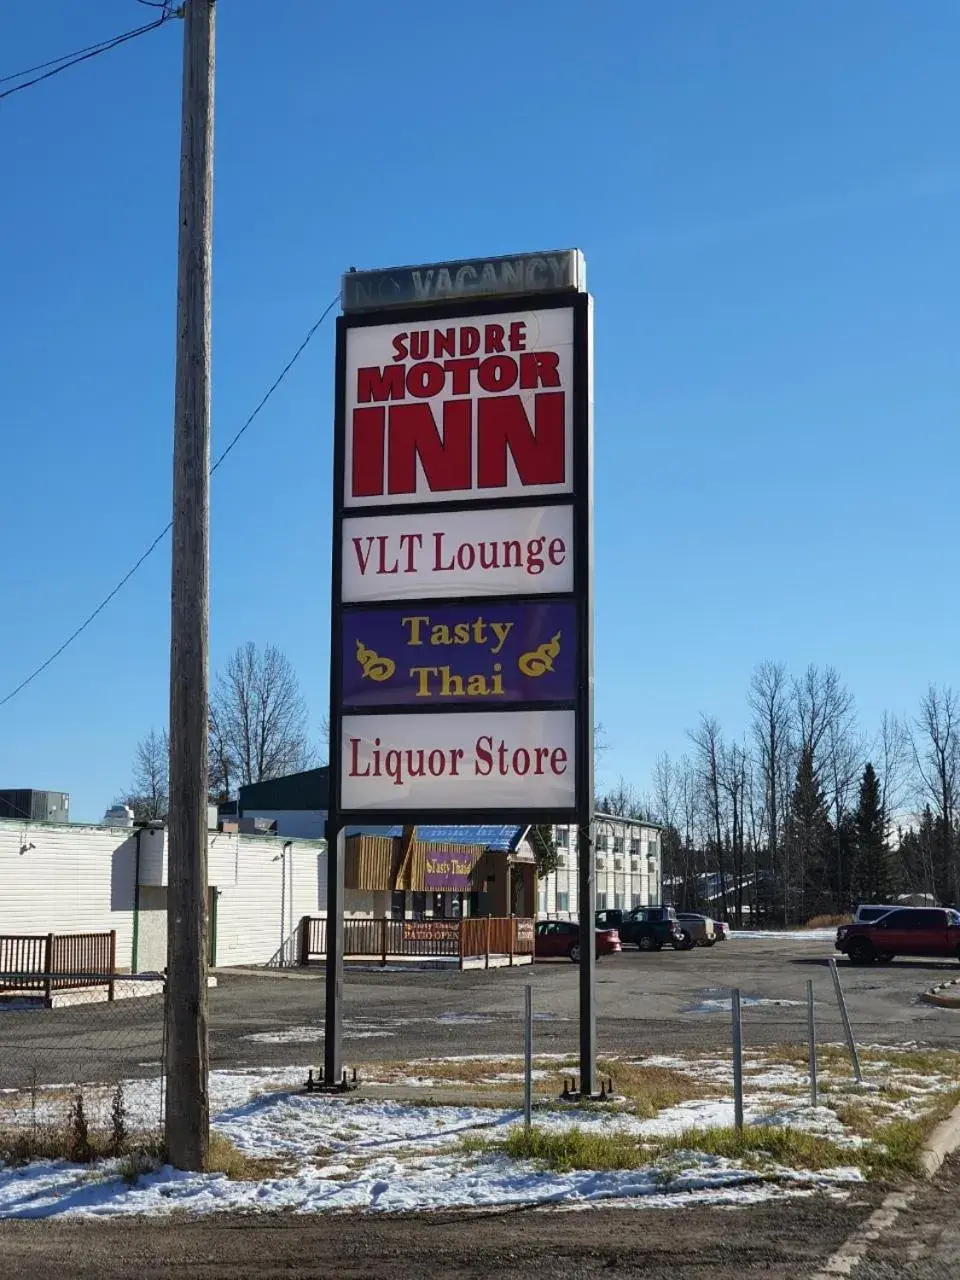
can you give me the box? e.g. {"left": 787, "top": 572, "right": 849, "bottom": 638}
{"left": 835, "top": 907, "right": 960, "bottom": 964}
{"left": 535, "top": 920, "right": 622, "bottom": 963}
{"left": 595, "top": 907, "right": 687, "bottom": 952}
{"left": 675, "top": 912, "right": 719, "bottom": 947}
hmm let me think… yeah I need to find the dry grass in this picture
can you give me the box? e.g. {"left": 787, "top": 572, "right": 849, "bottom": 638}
{"left": 0, "top": 1125, "right": 165, "bottom": 1169}
{"left": 206, "top": 1133, "right": 291, "bottom": 1181}
{"left": 596, "top": 1059, "right": 716, "bottom": 1117}
{"left": 804, "top": 914, "right": 851, "bottom": 929}
{"left": 462, "top": 1122, "right": 853, "bottom": 1175}
{"left": 656, "top": 1124, "right": 852, "bottom": 1172}
{"left": 364, "top": 1057, "right": 573, "bottom": 1090}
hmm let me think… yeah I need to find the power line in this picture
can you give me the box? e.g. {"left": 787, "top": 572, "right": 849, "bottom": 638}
{"left": 0, "top": 293, "right": 340, "bottom": 710}
{"left": 0, "top": 12, "right": 176, "bottom": 102}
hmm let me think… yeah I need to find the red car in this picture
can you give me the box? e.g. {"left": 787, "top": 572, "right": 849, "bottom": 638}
{"left": 535, "top": 920, "right": 622, "bottom": 963}
{"left": 836, "top": 907, "right": 960, "bottom": 964}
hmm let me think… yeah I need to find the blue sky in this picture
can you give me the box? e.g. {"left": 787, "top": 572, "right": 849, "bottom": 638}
{"left": 1, "top": 1, "right": 957, "bottom": 822}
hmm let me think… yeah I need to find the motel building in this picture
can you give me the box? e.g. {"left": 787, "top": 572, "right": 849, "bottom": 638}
{"left": 537, "top": 814, "right": 663, "bottom": 920}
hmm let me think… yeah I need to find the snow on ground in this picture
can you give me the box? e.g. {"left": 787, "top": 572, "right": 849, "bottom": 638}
{"left": 3, "top": 1041, "right": 956, "bottom": 1221}
{"left": 684, "top": 995, "right": 805, "bottom": 1015}
{"left": 0, "top": 1089, "right": 864, "bottom": 1220}
{"left": 729, "top": 929, "right": 837, "bottom": 941}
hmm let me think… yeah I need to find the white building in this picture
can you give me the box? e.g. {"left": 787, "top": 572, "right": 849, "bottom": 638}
{"left": 0, "top": 818, "right": 326, "bottom": 971}
{"left": 537, "top": 814, "right": 662, "bottom": 919}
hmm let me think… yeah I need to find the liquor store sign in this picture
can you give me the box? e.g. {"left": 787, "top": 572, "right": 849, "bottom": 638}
{"left": 329, "top": 251, "right": 592, "bottom": 821}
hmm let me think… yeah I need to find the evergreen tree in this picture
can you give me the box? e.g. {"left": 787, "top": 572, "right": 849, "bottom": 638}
{"left": 852, "top": 763, "right": 892, "bottom": 904}
{"left": 785, "top": 745, "right": 832, "bottom": 921}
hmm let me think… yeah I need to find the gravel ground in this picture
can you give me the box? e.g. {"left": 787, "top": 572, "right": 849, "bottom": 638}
{"left": 0, "top": 1191, "right": 888, "bottom": 1279}
{"left": 2, "top": 934, "right": 958, "bottom": 1089}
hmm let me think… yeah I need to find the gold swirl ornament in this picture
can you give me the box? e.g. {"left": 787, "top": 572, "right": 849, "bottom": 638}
{"left": 518, "top": 631, "right": 561, "bottom": 678}
{"left": 356, "top": 639, "right": 395, "bottom": 682}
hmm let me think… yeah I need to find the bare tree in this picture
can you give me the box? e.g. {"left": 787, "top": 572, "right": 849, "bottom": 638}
{"left": 748, "top": 661, "right": 792, "bottom": 923}
{"left": 719, "top": 740, "right": 749, "bottom": 926}
{"left": 596, "top": 776, "right": 652, "bottom": 819}
{"left": 120, "top": 728, "right": 169, "bottom": 821}
{"left": 209, "top": 643, "right": 315, "bottom": 794}
{"left": 689, "top": 716, "right": 728, "bottom": 918}
{"left": 912, "top": 685, "right": 960, "bottom": 901}
{"left": 874, "top": 711, "right": 910, "bottom": 838}
{"left": 792, "top": 665, "right": 854, "bottom": 782}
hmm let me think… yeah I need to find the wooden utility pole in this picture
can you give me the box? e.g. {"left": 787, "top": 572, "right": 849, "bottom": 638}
{"left": 165, "top": 0, "right": 215, "bottom": 1173}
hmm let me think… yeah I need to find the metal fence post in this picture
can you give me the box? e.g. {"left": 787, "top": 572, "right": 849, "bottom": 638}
{"left": 485, "top": 915, "right": 491, "bottom": 969}
{"left": 524, "top": 984, "right": 533, "bottom": 1127}
{"left": 731, "top": 988, "right": 744, "bottom": 1133}
{"left": 828, "top": 958, "right": 863, "bottom": 1083}
{"left": 806, "top": 978, "right": 818, "bottom": 1108}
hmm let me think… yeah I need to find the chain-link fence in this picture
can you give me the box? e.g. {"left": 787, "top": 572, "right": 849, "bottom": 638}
{"left": 0, "top": 974, "right": 166, "bottom": 1158}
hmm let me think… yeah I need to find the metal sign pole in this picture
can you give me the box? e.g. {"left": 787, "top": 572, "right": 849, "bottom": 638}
{"left": 806, "top": 978, "right": 818, "bottom": 1108}
{"left": 731, "top": 988, "right": 744, "bottom": 1132}
{"left": 523, "top": 984, "right": 533, "bottom": 1126}
{"left": 323, "top": 823, "right": 345, "bottom": 1086}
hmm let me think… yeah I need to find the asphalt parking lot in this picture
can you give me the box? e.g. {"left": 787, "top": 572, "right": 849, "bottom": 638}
{"left": 2, "top": 933, "right": 959, "bottom": 1089}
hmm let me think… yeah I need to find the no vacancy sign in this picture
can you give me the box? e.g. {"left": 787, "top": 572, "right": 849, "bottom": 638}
{"left": 328, "top": 250, "right": 593, "bottom": 824}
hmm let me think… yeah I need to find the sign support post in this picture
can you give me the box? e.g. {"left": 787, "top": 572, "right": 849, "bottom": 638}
{"left": 322, "top": 823, "right": 345, "bottom": 1086}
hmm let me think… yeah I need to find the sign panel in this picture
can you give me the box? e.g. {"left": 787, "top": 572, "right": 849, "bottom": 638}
{"left": 341, "top": 601, "right": 577, "bottom": 708}
{"left": 423, "top": 848, "right": 475, "bottom": 891}
{"left": 342, "top": 249, "right": 584, "bottom": 313}
{"left": 339, "top": 710, "right": 577, "bottom": 812}
{"left": 341, "top": 503, "right": 574, "bottom": 603}
{"left": 344, "top": 306, "right": 574, "bottom": 508}
{"left": 402, "top": 920, "right": 460, "bottom": 943}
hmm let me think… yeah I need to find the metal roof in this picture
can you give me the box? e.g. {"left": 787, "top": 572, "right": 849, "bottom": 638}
{"left": 344, "top": 823, "right": 525, "bottom": 852}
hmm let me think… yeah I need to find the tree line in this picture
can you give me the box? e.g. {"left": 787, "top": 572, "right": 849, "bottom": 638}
{"left": 120, "top": 642, "right": 319, "bottom": 821}
{"left": 598, "top": 663, "right": 960, "bottom": 927}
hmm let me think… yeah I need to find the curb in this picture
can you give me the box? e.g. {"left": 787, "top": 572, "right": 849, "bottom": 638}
{"left": 921, "top": 977, "right": 960, "bottom": 1009}
{"left": 921, "top": 1096, "right": 960, "bottom": 1177}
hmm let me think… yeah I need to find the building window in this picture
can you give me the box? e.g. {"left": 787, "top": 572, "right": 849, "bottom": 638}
{"left": 538, "top": 889, "right": 547, "bottom": 914}
{"left": 630, "top": 839, "right": 641, "bottom": 856}
{"left": 613, "top": 836, "right": 624, "bottom": 855}
{"left": 647, "top": 840, "right": 659, "bottom": 859}
{"left": 411, "top": 892, "right": 427, "bottom": 920}
{"left": 596, "top": 892, "right": 607, "bottom": 910}
{"left": 632, "top": 894, "right": 642, "bottom": 909}
{"left": 390, "top": 891, "right": 406, "bottom": 920}
{"left": 556, "top": 827, "right": 569, "bottom": 847}
{"left": 557, "top": 892, "right": 570, "bottom": 912}
{"left": 615, "top": 893, "right": 625, "bottom": 909}
{"left": 596, "top": 833, "right": 609, "bottom": 853}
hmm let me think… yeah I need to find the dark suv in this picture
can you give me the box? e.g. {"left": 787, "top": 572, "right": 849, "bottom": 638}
{"left": 595, "top": 907, "right": 687, "bottom": 952}
{"left": 836, "top": 907, "right": 960, "bottom": 964}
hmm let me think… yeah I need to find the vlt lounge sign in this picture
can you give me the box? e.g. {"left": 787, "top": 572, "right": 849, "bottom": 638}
{"left": 329, "top": 249, "right": 593, "bottom": 822}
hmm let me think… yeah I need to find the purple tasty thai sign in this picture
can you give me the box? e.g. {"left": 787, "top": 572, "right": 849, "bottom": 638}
{"left": 341, "top": 601, "right": 576, "bottom": 708}
{"left": 423, "top": 848, "right": 475, "bottom": 891}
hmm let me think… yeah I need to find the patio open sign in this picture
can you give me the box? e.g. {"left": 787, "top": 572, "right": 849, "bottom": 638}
{"left": 328, "top": 249, "right": 594, "bottom": 825}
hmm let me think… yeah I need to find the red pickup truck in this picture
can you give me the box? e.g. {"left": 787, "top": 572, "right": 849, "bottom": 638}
{"left": 836, "top": 907, "right": 960, "bottom": 964}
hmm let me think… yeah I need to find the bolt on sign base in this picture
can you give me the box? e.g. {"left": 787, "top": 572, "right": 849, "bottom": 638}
{"left": 304, "top": 1067, "right": 360, "bottom": 1095}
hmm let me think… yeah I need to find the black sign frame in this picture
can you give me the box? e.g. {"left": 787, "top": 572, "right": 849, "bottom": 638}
{"left": 327, "top": 290, "right": 593, "bottom": 829}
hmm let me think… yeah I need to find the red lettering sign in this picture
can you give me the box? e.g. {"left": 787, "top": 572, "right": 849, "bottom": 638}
{"left": 345, "top": 309, "right": 574, "bottom": 507}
